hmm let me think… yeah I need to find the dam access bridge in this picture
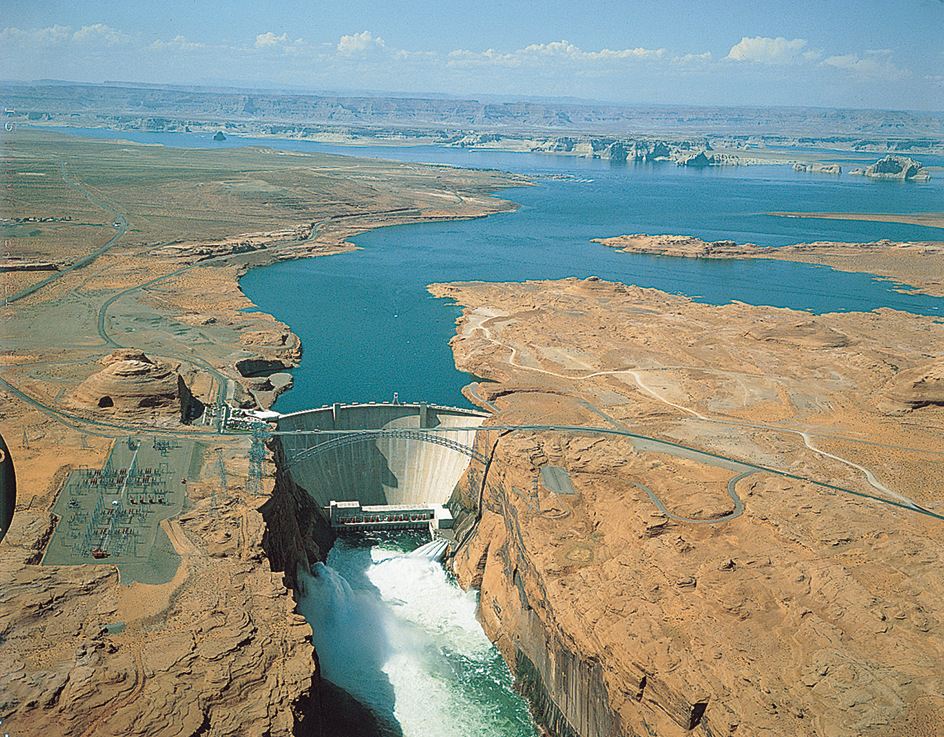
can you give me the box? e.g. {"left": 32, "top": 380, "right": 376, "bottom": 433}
{"left": 270, "top": 401, "right": 494, "bottom": 537}
{"left": 269, "top": 397, "right": 896, "bottom": 541}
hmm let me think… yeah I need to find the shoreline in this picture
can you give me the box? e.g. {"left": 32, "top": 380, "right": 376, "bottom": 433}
{"left": 435, "top": 275, "right": 944, "bottom": 736}
{"left": 593, "top": 233, "right": 944, "bottom": 299}
{"left": 23, "top": 120, "right": 944, "bottom": 167}
{"left": 769, "top": 210, "right": 944, "bottom": 230}
{"left": 0, "top": 129, "right": 528, "bottom": 735}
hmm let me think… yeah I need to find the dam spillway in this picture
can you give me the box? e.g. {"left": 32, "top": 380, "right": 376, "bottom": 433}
{"left": 275, "top": 401, "right": 489, "bottom": 510}
{"left": 260, "top": 401, "right": 538, "bottom": 736}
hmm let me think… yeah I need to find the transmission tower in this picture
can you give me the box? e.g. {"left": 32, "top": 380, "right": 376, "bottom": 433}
{"left": 213, "top": 447, "right": 227, "bottom": 517}
{"left": 248, "top": 426, "right": 269, "bottom": 496}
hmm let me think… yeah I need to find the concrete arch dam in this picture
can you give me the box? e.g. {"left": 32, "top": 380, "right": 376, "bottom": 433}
{"left": 275, "top": 402, "right": 490, "bottom": 516}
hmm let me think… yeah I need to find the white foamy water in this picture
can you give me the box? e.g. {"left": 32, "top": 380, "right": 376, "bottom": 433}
{"left": 296, "top": 537, "right": 537, "bottom": 737}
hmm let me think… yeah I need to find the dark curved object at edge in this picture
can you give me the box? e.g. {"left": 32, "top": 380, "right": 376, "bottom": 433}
{"left": 0, "top": 432, "right": 15, "bottom": 544}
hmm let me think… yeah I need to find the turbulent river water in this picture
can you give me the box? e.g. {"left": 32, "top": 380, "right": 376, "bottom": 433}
{"left": 297, "top": 534, "right": 538, "bottom": 737}
{"left": 47, "top": 127, "right": 944, "bottom": 735}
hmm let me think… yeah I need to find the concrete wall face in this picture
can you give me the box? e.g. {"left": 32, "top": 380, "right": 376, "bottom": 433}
{"left": 278, "top": 404, "right": 486, "bottom": 508}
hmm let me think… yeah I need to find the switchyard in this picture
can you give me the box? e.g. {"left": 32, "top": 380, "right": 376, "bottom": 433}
{"left": 43, "top": 436, "right": 201, "bottom": 585}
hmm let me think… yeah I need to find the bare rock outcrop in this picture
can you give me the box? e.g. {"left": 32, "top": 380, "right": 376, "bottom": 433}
{"left": 748, "top": 319, "right": 851, "bottom": 349}
{"left": 0, "top": 543, "right": 319, "bottom": 737}
{"left": 675, "top": 150, "right": 715, "bottom": 167}
{"left": 879, "top": 358, "right": 944, "bottom": 413}
{"left": 435, "top": 276, "right": 944, "bottom": 737}
{"left": 862, "top": 155, "right": 929, "bottom": 181}
{"left": 593, "top": 233, "right": 763, "bottom": 258}
{"left": 0, "top": 447, "right": 335, "bottom": 737}
{"left": 794, "top": 162, "right": 842, "bottom": 174}
{"left": 69, "top": 350, "right": 192, "bottom": 420}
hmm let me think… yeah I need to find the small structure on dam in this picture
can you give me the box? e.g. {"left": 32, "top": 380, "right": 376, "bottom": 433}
{"left": 327, "top": 500, "right": 454, "bottom": 533}
{"left": 274, "top": 401, "right": 490, "bottom": 527}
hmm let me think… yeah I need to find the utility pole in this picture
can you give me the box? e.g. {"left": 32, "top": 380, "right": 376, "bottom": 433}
{"left": 213, "top": 447, "right": 226, "bottom": 517}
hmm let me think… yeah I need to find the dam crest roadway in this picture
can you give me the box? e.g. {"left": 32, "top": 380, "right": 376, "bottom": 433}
{"left": 261, "top": 400, "right": 944, "bottom": 538}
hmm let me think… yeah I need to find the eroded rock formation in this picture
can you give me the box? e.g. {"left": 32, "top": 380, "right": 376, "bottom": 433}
{"left": 879, "top": 358, "right": 944, "bottom": 414}
{"left": 592, "top": 233, "right": 763, "bottom": 258}
{"left": 69, "top": 350, "right": 193, "bottom": 420}
{"left": 591, "top": 235, "right": 944, "bottom": 299}
{"left": 793, "top": 162, "right": 842, "bottom": 174}
{"left": 0, "top": 489, "right": 323, "bottom": 736}
{"left": 862, "top": 155, "right": 929, "bottom": 181}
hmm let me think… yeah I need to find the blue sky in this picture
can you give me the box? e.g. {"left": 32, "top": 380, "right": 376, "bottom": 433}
{"left": 2, "top": 0, "right": 942, "bottom": 110}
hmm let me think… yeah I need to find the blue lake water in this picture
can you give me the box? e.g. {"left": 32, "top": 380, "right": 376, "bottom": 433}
{"left": 237, "top": 144, "right": 944, "bottom": 412}
{"left": 36, "top": 127, "right": 944, "bottom": 411}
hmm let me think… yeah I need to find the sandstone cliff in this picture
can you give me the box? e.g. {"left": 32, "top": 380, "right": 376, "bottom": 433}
{"left": 434, "top": 276, "right": 944, "bottom": 737}
{"left": 0, "top": 474, "right": 323, "bottom": 737}
{"left": 878, "top": 358, "right": 944, "bottom": 414}
{"left": 69, "top": 350, "right": 194, "bottom": 421}
{"left": 259, "top": 436, "right": 335, "bottom": 590}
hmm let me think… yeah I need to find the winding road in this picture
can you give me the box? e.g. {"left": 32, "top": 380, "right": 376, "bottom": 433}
{"left": 462, "top": 312, "right": 940, "bottom": 520}
{"left": 7, "top": 160, "right": 130, "bottom": 304}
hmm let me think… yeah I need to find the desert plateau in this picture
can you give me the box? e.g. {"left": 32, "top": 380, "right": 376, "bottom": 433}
{"left": 2, "top": 80, "right": 944, "bottom": 737}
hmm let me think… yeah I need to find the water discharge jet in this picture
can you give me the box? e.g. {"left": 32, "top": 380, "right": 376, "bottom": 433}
{"left": 296, "top": 536, "right": 538, "bottom": 737}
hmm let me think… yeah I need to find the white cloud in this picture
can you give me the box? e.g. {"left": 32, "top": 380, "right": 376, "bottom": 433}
{"left": 674, "top": 52, "right": 712, "bottom": 65}
{"left": 1, "top": 25, "right": 73, "bottom": 46}
{"left": 151, "top": 35, "right": 205, "bottom": 51}
{"left": 726, "top": 36, "right": 816, "bottom": 64}
{"left": 727, "top": 36, "right": 909, "bottom": 82}
{"left": 523, "top": 40, "right": 664, "bottom": 61}
{"left": 337, "top": 31, "right": 384, "bottom": 56}
{"left": 255, "top": 31, "right": 289, "bottom": 48}
{"left": 396, "top": 48, "right": 433, "bottom": 58}
{"left": 822, "top": 54, "right": 907, "bottom": 81}
{"left": 2, "top": 23, "right": 134, "bottom": 49}
{"left": 72, "top": 24, "right": 133, "bottom": 45}
{"left": 0, "top": 21, "right": 932, "bottom": 111}
{"left": 448, "top": 40, "right": 665, "bottom": 68}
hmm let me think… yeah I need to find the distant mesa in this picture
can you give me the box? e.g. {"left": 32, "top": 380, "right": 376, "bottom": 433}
{"left": 213, "top": 131, "right": 227, "bottom": 142}
{"left": 69, "top": 349, "right": 193, "bottom": 421}
{"left": 676, "top": 150, "right": 715, "bottom": 168}
{"left": 857, "top": 154, "right": 929, "bottom": 181}
{"left": 795, "top": 156, "right": 929, "bottom": 179}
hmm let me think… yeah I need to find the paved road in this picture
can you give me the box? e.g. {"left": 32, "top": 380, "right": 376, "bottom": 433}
{"left": 0, "top": 375, "right": 222, "bottom": 439}
{"left": 628, "top": 471, "right": 752, "bottom": 524}
{"left": 272, "top": 421, "right": 944, "bottom": 522}
{"left": 6, "top": 160, "right": 130, "bottom": 304}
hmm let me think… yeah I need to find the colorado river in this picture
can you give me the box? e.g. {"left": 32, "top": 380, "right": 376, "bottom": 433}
{"left": 297, "top": 535, "right": 538, "bottom": 737}
{"left": 239, "top": 145, "right": 944, "bottom": 411}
